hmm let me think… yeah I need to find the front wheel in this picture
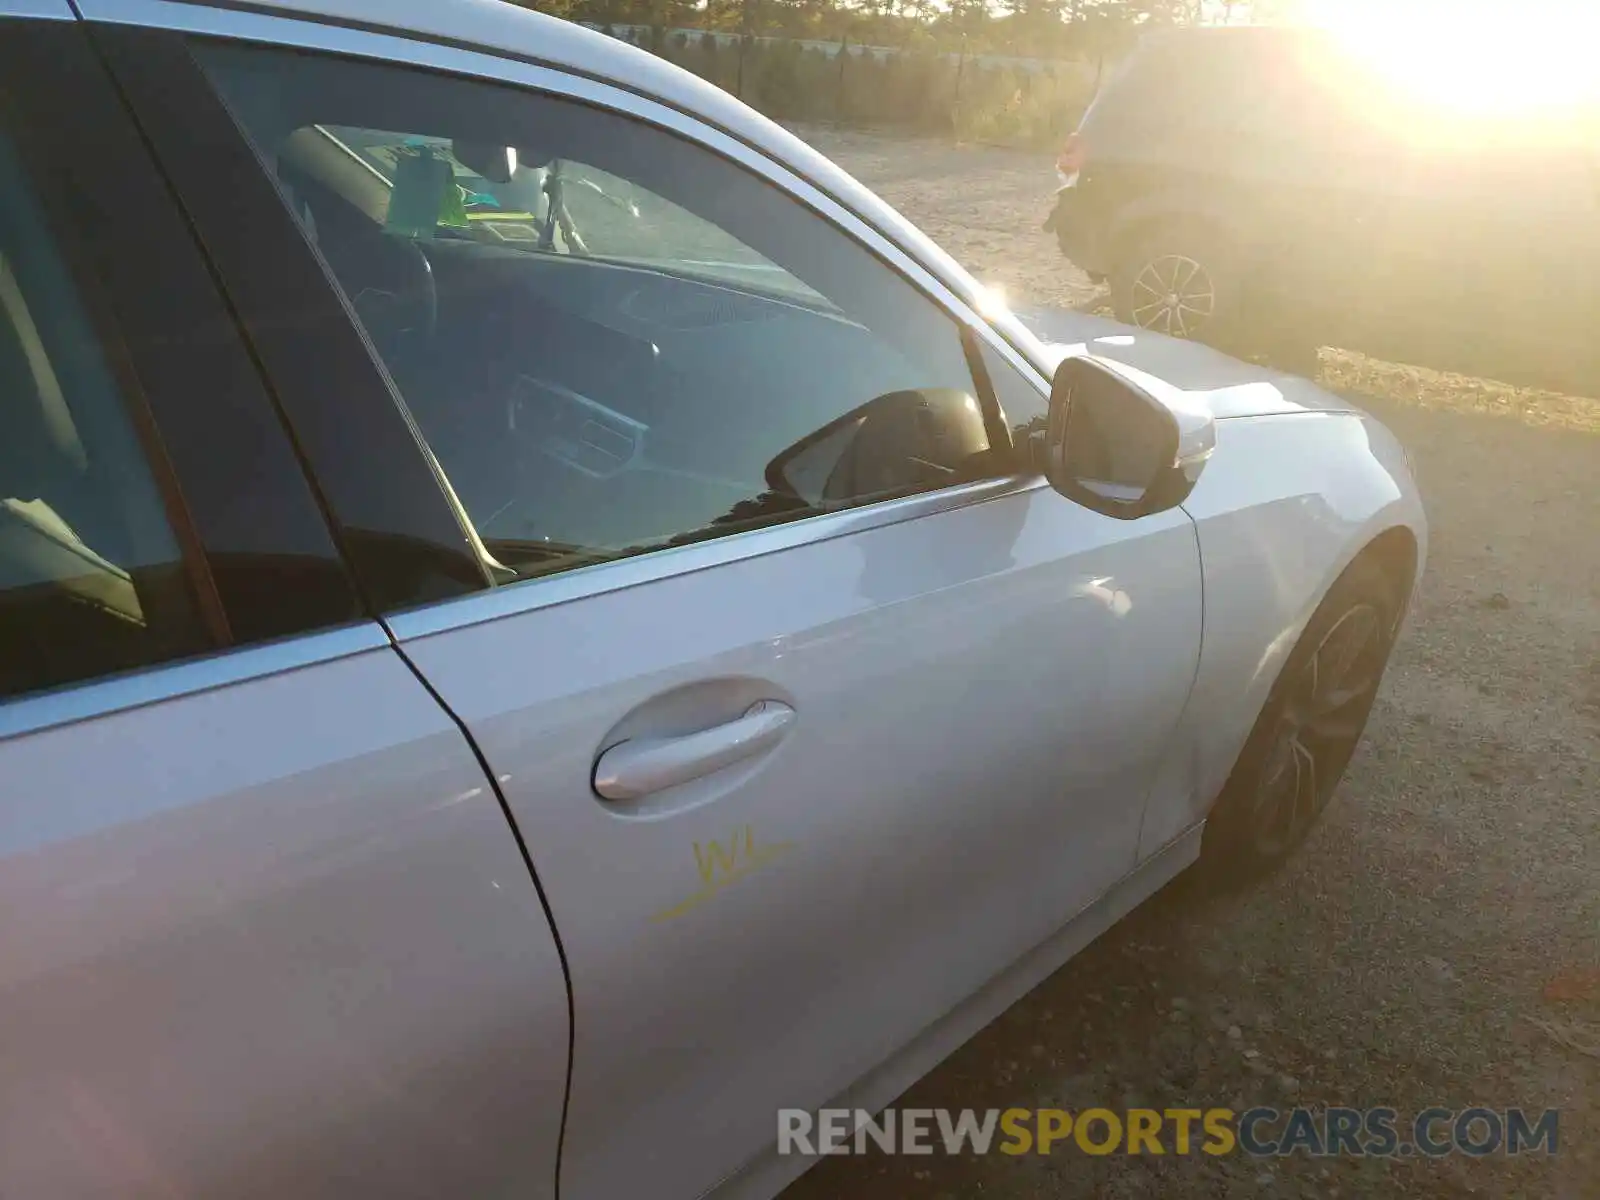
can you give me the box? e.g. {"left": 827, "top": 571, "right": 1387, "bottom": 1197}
{"left": 1201, "top": 555, "right": 1402, "bottom": 881}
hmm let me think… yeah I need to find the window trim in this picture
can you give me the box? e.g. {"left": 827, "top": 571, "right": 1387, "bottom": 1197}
{"left": 0, "top": 620, "right": 389, "bottom": 742}
{"left": 387, "top": 476, "right": 1037, "bottom": 642}
{"left": 91, "top": 6, "right": 1058, "bottom": 638}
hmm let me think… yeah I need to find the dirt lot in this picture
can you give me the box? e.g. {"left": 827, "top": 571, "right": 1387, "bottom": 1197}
{"left": 780, "top": 128, "right": 1600, "bottom": 1199}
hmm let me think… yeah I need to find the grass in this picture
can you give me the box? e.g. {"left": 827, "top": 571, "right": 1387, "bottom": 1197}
{"left": 1319, "top": 349, "right": 1600, "bottom": 436}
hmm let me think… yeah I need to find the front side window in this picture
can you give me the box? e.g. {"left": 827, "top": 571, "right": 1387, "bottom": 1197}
{"left": 198, "top": 44, "right": 1002, "bottom": 586}
{"left": 0, "top": 129, "right": 211, "bottom": 699}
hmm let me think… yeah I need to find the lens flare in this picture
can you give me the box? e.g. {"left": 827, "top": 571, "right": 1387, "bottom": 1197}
{"left": 1306, "top": 0, "right": 1600, "bottom": 118}
{"left": 976, "top": 283, "right": 1010, "bottom": 320}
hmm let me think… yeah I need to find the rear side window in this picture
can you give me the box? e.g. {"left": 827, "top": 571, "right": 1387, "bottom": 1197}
{"left": 0, "top": 130, "right": 213, "bottom": 699}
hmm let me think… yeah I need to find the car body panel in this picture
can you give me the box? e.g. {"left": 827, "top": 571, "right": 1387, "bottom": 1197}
{"left": 14, "top": 6, "right": 1428, "bottom": 1200}
{"left": 396, "top": 481, "right": 1202, "bottom": 1200}
{"left": 1139, "top": 411, "right": 1426, "bottom": 856}
{"left": 716, "top": 824, "right": 1204, "bottom": 1200}
{"left": 0, "top": 630, "right": 570, "bottom": 1198}
{"left": 1018, "top": 303, "right": 1426, "bottom": 858}
{"left": 1015, "top": 304, "right": 1359, "bottom": 411}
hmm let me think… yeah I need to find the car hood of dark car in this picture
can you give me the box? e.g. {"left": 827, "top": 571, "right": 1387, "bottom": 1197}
{"left": 1013, "top": 307, "right": 1361, "bottom": 420}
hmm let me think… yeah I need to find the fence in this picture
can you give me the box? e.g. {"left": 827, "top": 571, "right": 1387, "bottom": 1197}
{"left": 589, "top": 23, "right": 1102, "bottom": 152}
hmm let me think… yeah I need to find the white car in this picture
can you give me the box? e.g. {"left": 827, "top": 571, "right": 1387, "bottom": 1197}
{"left": 0, "top": 1, "right": 1424, "bottom": 1197}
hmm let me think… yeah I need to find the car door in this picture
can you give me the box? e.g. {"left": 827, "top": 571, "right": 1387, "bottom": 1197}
{"left": 0, "top": 14, "right": 569, "bottom": 1197}
{"left": 96, "top": 16, "right": 1205, "bottom": 1199}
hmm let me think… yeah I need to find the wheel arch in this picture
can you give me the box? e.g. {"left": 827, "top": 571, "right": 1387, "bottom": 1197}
{"left": 1189, "top": 523, "right": 1419, "bottom": 875}
{"left": 1358, "top": 524, "right": 1420, "bottom": 633}
{"left": 1134, "top": 410, "right": 1426, "bottom": 859}
{"left": 1249, "top": 521, "right": 1418, "bottom": 721}
{"left": 1107, "top": 198, "right": 1244, "bottom": 278}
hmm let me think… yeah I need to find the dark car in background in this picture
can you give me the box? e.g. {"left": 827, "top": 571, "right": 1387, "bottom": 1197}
{"left": 1046, "top": 25, "right": 1600, "bottom": 394}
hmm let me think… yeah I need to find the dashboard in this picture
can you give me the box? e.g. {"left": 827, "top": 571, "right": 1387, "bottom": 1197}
{"left": 390, "top": 239, "right": 920, "bottom": 558}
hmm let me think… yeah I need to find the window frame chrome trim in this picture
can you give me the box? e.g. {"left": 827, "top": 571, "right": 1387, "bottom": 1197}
{"left": 386, "top": 475, "right": 1046, "bottom": 641}
{"left": 0, "top": 620, "right": 391, "bottom": 742}
{"left": 0, "top": 0, "right": 74, "bottom": 19}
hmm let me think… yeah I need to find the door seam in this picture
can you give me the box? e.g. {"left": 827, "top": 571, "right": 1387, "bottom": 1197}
{"left": 1131, "top": 512, "right": 1207, "bottom": 859}
{"left": 389, "top": 635, "right": 577, "bottom": 1200}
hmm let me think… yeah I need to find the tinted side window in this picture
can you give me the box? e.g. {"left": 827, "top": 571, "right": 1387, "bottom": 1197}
{"left": 0, "top": 129, "right": 213, "bottom": 699}
{"left": 197, "top": 45, "right": 995, "bottom": 586}
{"left": 0, "top": 21, "right": 370, "bottom": 648}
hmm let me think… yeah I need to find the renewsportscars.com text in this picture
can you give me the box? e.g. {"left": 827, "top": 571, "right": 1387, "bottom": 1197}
{"left": 778, "top": 1106, "right": 1559, "bottom": 1158}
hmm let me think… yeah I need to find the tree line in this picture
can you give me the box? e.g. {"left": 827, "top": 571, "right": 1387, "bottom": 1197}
{"left": 516, "top": 0, "right": 1295, "bottom": 61}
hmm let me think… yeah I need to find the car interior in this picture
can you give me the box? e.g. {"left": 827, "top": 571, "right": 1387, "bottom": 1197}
{"left": 0, "top": 245, "right": 148, "bottom": 685}
{"left": 0, "top": 135, "right": 203, "bottom": 697}
{"left": 256, "top": 99, "right": 997, "bottom": 579}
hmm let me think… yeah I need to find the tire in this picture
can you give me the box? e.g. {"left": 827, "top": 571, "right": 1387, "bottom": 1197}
{"left": 1200, "top": 554, "right": 1403, "bottom": 883}
{"left": 1111, "top": 219, "right": 1240, "bottom": 346}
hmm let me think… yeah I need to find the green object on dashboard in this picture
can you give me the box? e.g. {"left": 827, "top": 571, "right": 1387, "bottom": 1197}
{"left": 437, "top": 178, "right": 470, "bottom": 229}
{"left": 385, "top": 148, "right": 454, "bottom": 237}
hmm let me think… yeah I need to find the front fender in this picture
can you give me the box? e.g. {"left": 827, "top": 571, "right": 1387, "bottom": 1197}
{"left": 1136, "top": 410, "right": 1426, "bottom": 857}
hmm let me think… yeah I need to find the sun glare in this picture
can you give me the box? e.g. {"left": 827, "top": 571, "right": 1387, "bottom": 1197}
{"left": 975, "top": 282, "right": 1010, "bottom": 320}
{"left": 1306, "top": 0, "right": 1600, "bottom": 123}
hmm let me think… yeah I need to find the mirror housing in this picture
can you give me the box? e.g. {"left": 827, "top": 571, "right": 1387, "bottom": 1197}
{"left": 1034, "top": 355, "right": 1215, "bottom": 520}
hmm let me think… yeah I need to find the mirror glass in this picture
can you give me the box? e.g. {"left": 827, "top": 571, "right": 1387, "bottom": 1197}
{"left": 1060, "top": 364, "right": 1173, "bottom": 504}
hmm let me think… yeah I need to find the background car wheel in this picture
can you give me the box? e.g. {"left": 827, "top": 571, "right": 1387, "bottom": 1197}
{"left": 1111, "top": 220, "right": 1238, "bottom": 345}
{"left": 1200, "top": 554, "right": 1402, "bottom": 883}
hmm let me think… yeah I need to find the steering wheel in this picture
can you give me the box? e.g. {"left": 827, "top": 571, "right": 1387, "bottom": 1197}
{"left": 345, "top": 233, "right": 438, "bottom": 355}
{"left": 277, "top": 159, "right": 439, "bottom": 354}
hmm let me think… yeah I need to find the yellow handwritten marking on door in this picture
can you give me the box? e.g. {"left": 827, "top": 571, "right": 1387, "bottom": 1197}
{"left": 652, "top": 824, "right": 794, "bottom": 922}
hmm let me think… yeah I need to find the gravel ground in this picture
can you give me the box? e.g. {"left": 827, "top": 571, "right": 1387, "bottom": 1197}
{"left": 779, "top": 127, "right": 1600, "bottom": 1199}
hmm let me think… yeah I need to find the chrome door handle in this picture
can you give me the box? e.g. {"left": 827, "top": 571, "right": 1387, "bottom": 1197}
{"left": 592, "top": 701, "right": 795, "bottom": 801}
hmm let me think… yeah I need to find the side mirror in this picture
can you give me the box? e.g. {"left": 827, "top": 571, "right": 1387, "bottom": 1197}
{"left": 1034, "top": 355, "right": 1215, "bottom": 519}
